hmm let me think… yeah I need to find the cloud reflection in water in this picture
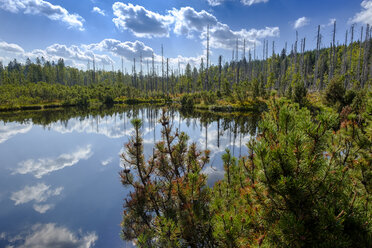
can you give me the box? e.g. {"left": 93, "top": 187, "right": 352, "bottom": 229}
{"left": 13, "top": 145, "right": 92, "bottom": 178}
{"left": 4, "top": 223, "right": 97, "bottom": 248}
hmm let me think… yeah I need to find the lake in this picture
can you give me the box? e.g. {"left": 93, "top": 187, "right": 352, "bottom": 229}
{"left": 0, "top": 106, "right": 258, "bottom": 248}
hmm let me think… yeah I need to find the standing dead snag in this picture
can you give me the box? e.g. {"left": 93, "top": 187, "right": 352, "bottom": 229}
{"left": 314, "top": 25, "right": 321, "bottom": 89}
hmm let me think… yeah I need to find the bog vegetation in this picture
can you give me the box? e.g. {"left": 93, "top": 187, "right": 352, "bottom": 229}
{"left": 0, "top": 22, "right": 371, "bottom": 247}
{"left": 121, "top": 97, "right": 371, "bottom": 247}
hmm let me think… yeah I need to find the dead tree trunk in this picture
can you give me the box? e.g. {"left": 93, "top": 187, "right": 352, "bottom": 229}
{"left": 342, "top": 30, "right": 348, "bottom": 77}
{"left": 314, "top": 25, "right": 321, "bottom": 89}
{"left": 362, "top": 24, "right": 370, "bottom": 87}
{"left": 161, "top": 45, "right": 164, "bottom": 93}
{"left": 346, "top": 25, "right": 354, "bottom": 89}
{"left": 332, "top": 21, "right": 336, "bottom": 79}
{"left": 166, "top": 58, "right": 169, "bottom": 94}
{"left": 294, "top": 31, "right": 298, "bottom": 74}
{"left": 358, "top": 26, "right": 364, "bottom": 84}
{"left": 218, "top": 55, "right": 222, "bottom": 91}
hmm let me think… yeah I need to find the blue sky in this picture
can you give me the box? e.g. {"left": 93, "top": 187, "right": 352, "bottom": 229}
{"left": 0, "top": 0, "right": 370, "bottom": 72}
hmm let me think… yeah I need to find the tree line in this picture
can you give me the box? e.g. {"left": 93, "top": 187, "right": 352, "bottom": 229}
{"left": 0, "top": 22, "right": 371, "bottom": 107}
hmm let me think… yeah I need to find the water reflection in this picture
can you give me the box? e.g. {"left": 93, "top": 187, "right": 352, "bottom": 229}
{"left": 13, "top": 145, "right": 93, "bottom": 179}
{"left": 11, "top": 183, "right": 63, "bottom": 214}
{"left": 0, "top": 106, "right": 259, "bottom": 248}
{"left": 0, "top": 122, "right": 32, "bottom": 144}
{"left": 2, "top": 223, "right": 97, "bottom": 248}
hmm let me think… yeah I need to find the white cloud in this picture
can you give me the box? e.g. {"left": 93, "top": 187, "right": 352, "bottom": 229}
{"left": 328, "top": 18, "right": 336, "bottom": 26}
{"left": 48, "top": 115, "right": 134, "bottom": 138}
{"left": 169, "top": 6, "right": 278, "bottom": 50}
{"left": 13, "top": 145, "right": 92, "bottom": 178}
{"left": 112, "top": 2, "right": 173, "bottom": 38}
{"left": 241, "top": 0, "right": 269, "bottom": 6}
{"left": 11, "top": 183, "right": 62, "bottom": 205}
{"left": 84, "top": 39, "right": 154, "bottom": 61}
{"left": 204, "top": 23, "right": 279, "bottom": 50}
{"left": 111, "top": 3, "right": 278, "bottom": 47}
{"left": 0, "top": 0, "right": 85, "bottom": 31}
{"left": 169, "top": 7, "right": 218, "bottom": 37}
{"left": 207, "top": 0, "right": 268, "bottom": 6}
{"left": 0, "top": 122, "right": 32, "bottom": 144}
{"left": 43, "top": 44, "right": 113, "bottom": 65}
{"left": 10, "top": 183, "right": 62, "bottom": 213}
{"left": 92, "top": 6, "right": 105, "bottom": 16}
{"left": 0, "top": 41, "right": 25, "bottom": 54}
{"left": 168, "top": 54, "right": 207, "bottom": 68}
{"left": 350, "top": 0, "right": 372, "bottom": 25}
{"left": 101, "top": 157, "right": 113, "bottom": 166}
{"left": 0, "top": 40, "right": 114, "bottom": 68}
{"left": 5, "top": 223, "right": 97, "bottom": 248}
{"left": 293, "top": 16, "right": 310, "bottom": 29}
{"left": 207, "top": 0, "right": 225, "bottom": 6}
{"left": 33, "top": 204, "right": 54, "bottom": 214}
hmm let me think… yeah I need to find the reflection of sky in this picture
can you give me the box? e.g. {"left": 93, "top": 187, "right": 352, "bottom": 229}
{"left": 0, "top": 108, "right": 254, "bottom": 248}
{"left": 0, "top": 121, "right": 32, "bottom": 144}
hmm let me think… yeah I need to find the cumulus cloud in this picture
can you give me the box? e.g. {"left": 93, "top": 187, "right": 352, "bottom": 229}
{"left": 170, "top": 7, "right": 218, "bottom": 37}
{"left": 241, "top": 0, "right": 269, "bottom": 6}
{"left": 0, "top": 40, "right": 114, "bottom": 68}
{"left": 13, "top": 145, "right": 92, "bottom": 178}
{"left": 113, "top": 2, "right": 173, "bottom": 38}
{"left": 43, "top": 44, "right": 113, "bottom": 65}
{"left": 84, "top": 39, "right": 154, "bottom": 61}
{"left": 109, "top": 3, "right": 279, "bottom": 54}
{"left": 294, "top": 16, "right": 310, "bottom": 29}
{"left": 0, "top": 41, "right": 25, "bottom": 54}
{"left": 204, "top": 23, "right": 279, "bottom": 50}
{"left": 169, "top": 6, "right": 279, "bottom": 50}
{"left": 92, "top": 6, "right": 105, "bottom": 16}
{"left": 10, "top": 183, "right": 62, "bottom": 213}
{"left": 0, "top": 0, "right": 85, "bottom": 31}
{"left": 0, "top": 122, "right": 32, "bottom": 144}
{"left": 5, "top": 223, "right": 97, "bottom": 248}
{"left": 350, "top": 0, "right": 372, "bottom": 25}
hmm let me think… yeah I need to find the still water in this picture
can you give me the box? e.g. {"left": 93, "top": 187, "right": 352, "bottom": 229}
{"left": 0, "top": 106, "right": 258, "bottom": 248}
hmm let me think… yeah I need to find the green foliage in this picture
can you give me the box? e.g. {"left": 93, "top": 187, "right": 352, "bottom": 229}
{"left": 201, "top": 91, "right": 217, "bottom": 105}
{"left": 180, "top": 93, "right": 194, "bottom": 109}
{"left": 324, "top": 76, "right": 346, "bottom": 108}
{"left": 243, "top": 100, "right": 371, "bottom": 247}
{"left": 120, "top": 111, "right": 215, "bottom": 247}
{"left": 121, "top": 100, "right": 372, "bottom": 247}
{"left": 292, "top": 79, "right": 308, "bottom": 107}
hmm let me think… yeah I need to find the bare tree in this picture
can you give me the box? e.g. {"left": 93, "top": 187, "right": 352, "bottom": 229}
{"left": 342, "top": 30, "right": 348, "bottom": 77}
{"left": 166, "top": 58, "right": 169, "bottom": 94}
{"left": 362, "top": 24, "right": 370, "bottom": 87}
{"left": 314, "top": 25, "right": 321, "bottom": 89}
{"left": 346, "top": 24, "right": 355, "bottom": 88}
{"left": 161, "top": 44, "right": 164, "bottom": 93}
{"left": 358, "top": 26, "right": 364, "bottom": 83}
{"left": 218, "top": 55, "right": 222, "bottom": 91}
